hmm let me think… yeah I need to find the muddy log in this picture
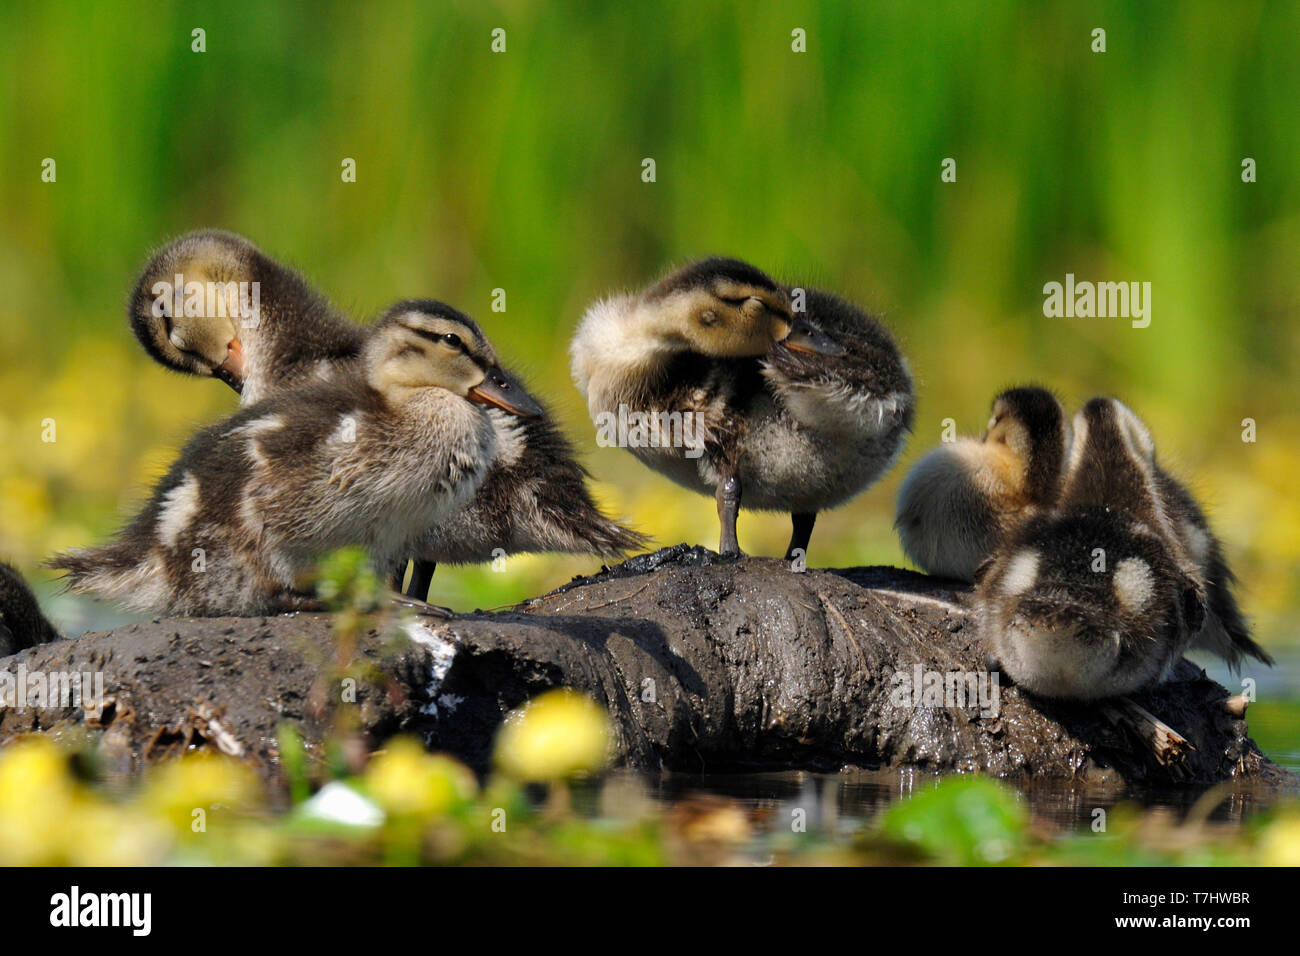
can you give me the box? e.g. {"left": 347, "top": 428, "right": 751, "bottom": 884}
{"left": 0, "top": 546, "right": 1287, "bottom": 787}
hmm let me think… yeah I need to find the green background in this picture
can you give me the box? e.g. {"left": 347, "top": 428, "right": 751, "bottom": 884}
{"left": 1, "top": 0, "right": 1296, "bottom": 655}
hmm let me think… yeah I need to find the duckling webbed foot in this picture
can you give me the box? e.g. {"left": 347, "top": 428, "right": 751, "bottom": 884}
{"left": 716, "top": 473, "right": 743, "bottom": 555}
{"left": 405, "top": 559, "right": 437, "bottom": 601}
{"left": 389, "top": 593, "right": 454, "bottom": 619}
{"left": 784, "top": 512, "right": 817, "bottom": 562}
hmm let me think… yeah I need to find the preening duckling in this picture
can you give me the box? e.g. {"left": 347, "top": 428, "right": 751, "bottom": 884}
{"left": 405, "top": 405, "right": 647, "bottom": 596}
{"left": 1065, "top": 397, "right": 1271, "bottom": 670}
{"left": 977, "top": 508, "right": 1204, "bottom": 700}
{"left": 977, "top": 396, "right": 1203, "bottom": 699}
{"left": 131, "top": 232, "right": 644, "bottom": 600}
{"left": 0, "top": 562, "right": 60, "bottom": 655}
{"left": 129, "top": 229, "right": 365, "bottom": 404}
{"left": 571, "top": 257, "right": 913, "bottom": 557}
{"left": 47, "top": 302, "right": 527, "bottom": 616}
{"left": 895, "top": 386, "right": 1069, "bottom": 581}
{"left": 977, "top": 395, "right": 1267, "bottom": 699}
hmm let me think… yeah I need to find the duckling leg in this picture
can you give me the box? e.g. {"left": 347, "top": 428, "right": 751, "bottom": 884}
{"left": 716, "top": 472, "right": 743, "bottom": 555}
{"left": 405, "top": 559, "right": 437, "bottom": 601}
{"left": 785, "top": 512, "right": 817, "bottom": 562}
{"left": 389, "top": 593, "right": 454, "bottom": 619}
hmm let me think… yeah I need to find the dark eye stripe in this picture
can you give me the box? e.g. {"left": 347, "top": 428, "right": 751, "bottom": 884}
{"left": 409, "top": 326, "right": 461, "bottom": 348}
{"left": 405, "top": 325, "right": 492, "bottom": 368}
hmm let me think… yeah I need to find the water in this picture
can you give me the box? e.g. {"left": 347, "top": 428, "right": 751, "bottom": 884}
{"left": 639, "top": 764, "right": 1296, "bottom": 837}
{"left": 633, "top": 650, "right": 1300, "bottom": 835}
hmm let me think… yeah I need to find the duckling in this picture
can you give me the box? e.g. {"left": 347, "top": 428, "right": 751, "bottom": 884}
{"left": 976, "top": 508, "right": 1204, "bottom": 700}
{"left": 47, "top": 301, "right": 529, "bottom": 617}
{"left": 977, "top": 395, "right": 1266, "bottom": 699}
{"left": 404, "top": 404, "right": 647, "bottom": 596}
{"left": 130, "top": 232, "right": 644, "bottom": 600}
{"left": 571, "top": 257, "right": 913, "bottom": 557}
{"left": 1155, "top": 472, "right": 1271, "bottom": 669}
{"left": 0, "top": 562, "right": 60, "bottom": 655}
{"left": 129, "top": 229, "right": 365, "bottom": 403}
{"left": 894, "top": 386, "right": 1069, "bottom": 581}
{"left": 1064, "top": 397, "right": 1271, "bottom": 670}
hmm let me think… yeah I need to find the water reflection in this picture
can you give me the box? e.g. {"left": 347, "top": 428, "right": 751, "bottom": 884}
{"left": 638, "top": 765, "right": 1297, "bottom": 836}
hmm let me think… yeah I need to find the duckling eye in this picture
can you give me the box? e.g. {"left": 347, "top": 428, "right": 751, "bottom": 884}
{"left": 441, "top": 333, "right": 463, "bottom": 349}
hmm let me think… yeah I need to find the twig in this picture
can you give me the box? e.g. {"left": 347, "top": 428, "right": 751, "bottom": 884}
{"left": 1101, "top": 697, "right": 1194, "bottom": 771}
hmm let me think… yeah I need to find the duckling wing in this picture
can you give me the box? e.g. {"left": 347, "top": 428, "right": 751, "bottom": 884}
{"left": 415, "top": 406, "right": 648, "bottom": 564}
{"left": 763, "top": 288, "right": 914, "bottom": 439}
{"left": 1155, "top": 471, "right": 1273, "bottom": 668}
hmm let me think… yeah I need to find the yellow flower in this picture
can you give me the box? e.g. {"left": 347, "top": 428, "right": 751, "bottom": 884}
{"left": 141, "top": 751, "right": 262, "bottom": 832}
{"left": 0, "top": 738, "right": 80, "bottom": 864}
{"left": 62, "top": 800, "right": 171, "bottom": 866}
{"left": 1260, "top": 815, "right": 1300, "bottom": 867}
{"left": 366, "top": 737, "right": 476, "bottom": 818}
{"left": 494, "top": 689, "right": 613, "bottom": 782}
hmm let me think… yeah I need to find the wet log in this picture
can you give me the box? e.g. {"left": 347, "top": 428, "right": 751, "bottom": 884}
{"left": 0, "top": 545, "right": 1287, "bottom": 787}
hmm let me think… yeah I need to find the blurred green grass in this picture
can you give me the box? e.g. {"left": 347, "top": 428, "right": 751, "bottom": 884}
{"left": 0, "top": 0, "right": 1296, "bottom": 643}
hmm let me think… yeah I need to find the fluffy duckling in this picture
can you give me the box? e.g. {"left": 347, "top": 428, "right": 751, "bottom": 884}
{"left": 129, "top": 229, "right": 365, "bottom": 403}
{"left": 1064, "top": 397, "right": 1271, "bottom": 670}
{"left": 571, "top": 257, "right": 913, "bottom": 557}
{"left": 977, "top": 396, "right": 1267, "bottom": 699}
{"left": 976, "top": 397, "right": 1206, "bottom": 698}
{"left": 405, "top": 405, "right": 647, "bottom": 596}
{"left": 977, "top": 508, "right": 1204, "bottom": 700}
{"left": 130, "top": 232, "right": 644, "bottom": 600}
{"left": 894, "top": 386, "right": 1069, "bottom": 581}
{"left": 0, "top": 562, "right": 60, "bottom": 656}
{"left": 47, "top": 302, "right": 527, "bottom": 616}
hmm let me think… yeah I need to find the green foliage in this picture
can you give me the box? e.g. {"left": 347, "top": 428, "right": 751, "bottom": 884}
{"left": 276, "top": 723, "right": 312, "bottom": 806}
{"left": 314, "top": 546, "right": 383, "bottom": 614}
{"left": 876, "top": 776, "right": 1028, "bottom": 864}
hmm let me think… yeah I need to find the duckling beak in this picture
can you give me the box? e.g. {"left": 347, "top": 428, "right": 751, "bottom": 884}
{"left": 780, "top": 319, "right": 846, "bottom": 357}
{"left": 467, "top": 367, "right": 544, "bottom": 418}
{"left": 213, "top": 337, "right": 246, "bottom": 394}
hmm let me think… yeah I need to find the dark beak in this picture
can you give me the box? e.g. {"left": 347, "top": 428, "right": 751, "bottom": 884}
{"left": 467, "top": 367, "right": 544, "bottom": 418}
{"left": 214, "top": 365, "right": 244, "bottom": 394}
{"left": 781, "top": 319, "right": 846, "bottom": 357}
{"left": 213, "top": 338, "right": 246, "bottom": 394}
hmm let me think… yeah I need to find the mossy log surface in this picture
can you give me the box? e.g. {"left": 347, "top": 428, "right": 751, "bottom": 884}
{"left": 0, "top": 545, "right": 1288, "bottom": 788}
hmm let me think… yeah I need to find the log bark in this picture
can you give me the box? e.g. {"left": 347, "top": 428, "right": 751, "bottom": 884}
{"left": 0, "top": 545, "right": 1288, "bottom": 788}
